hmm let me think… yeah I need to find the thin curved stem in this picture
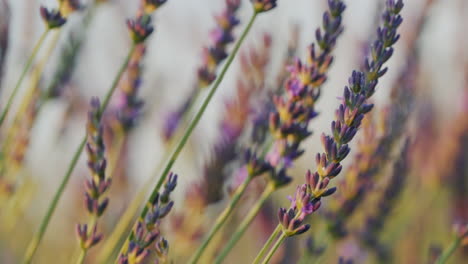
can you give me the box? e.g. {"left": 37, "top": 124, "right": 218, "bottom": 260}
{"left": 21, "top": 44, "right": 136, "bottom": 264}
{"left": 188, "top": 176, "right": 254, "bottom": 264}
{"left": 97, "top": 91, "right": 204, "bottom": 262}
{"left": 115, "top": 11, "right": 259, "bottom": 261}
{"left": 215, "top": 182, "right": 276, "bottom": 263}
{"left": 0, "top": 29, "right": 50, "bottom": 127}
{"left": 260, "top": 232, "right": 286, "bottom": 264}
{"left": 435, "top": 225, "right": 468, "bottom": 264}
{"left": 252, "top": 224, "right": 282, "bottom": 264}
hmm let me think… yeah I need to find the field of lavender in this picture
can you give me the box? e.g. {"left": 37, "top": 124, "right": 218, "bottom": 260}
{"left": 0, "top": 0, "right": 467, "bottom": 263}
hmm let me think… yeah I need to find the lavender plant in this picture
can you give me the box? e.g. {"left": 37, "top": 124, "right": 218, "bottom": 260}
{"left": 1, "top": 0, "right": 467, "bottom": 263}
{"left": 75, "top": 98, "right": 111, "bottom": 263}
{"left": 0, "top": 0, "right": 81, "bottom": 126}
{"left": 253, "top": 1, "right": 404, "bottom": 263}
{"left": 118, "top": 173, "right": 177, "bottom": 264}
{"left": 326, "top": 59, "right": 417, "bottom": 239}
{"left": 215, "top": 1, "right": 346, "bottom": 262}
{"left": 118, "top": 1, "right": 279, "bottom": 262}
{"left": 21, "top": 2, "right": 167, "bottom": 263}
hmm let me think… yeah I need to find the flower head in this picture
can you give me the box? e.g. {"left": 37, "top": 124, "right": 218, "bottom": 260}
{"left": 118, "top": 173, "right": 177, "bottom": 264}
{"left": 40, "top": 6, "right": 66, "bottom": 29}
{"left": 127, "top": 15, "right": 154, "bottom": 44}
{"left": 251, "top": 0, "right": 277, "bottom": 13}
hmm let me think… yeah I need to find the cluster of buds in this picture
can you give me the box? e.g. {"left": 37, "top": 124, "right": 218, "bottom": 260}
{"left": 114, "top": 44, "right": 146, "bottom": 131}
{"left": 250, "top": 0, "right": 277, "bottom": 13}
{"left": 266, "top": 0, "right": 345, "bottom": 186}
{"left": 278, "top": 0, "right": 404, "bottom": 237}
{"left": 76, "top": 98, "right": 111, "bottom": 250}
{"left": 127, "top": 15, "right": 154, "bottom": 44}
{"left": 40, "top": 0, "right": 82, "bottom": 29}
{"left": 118, "top": 173, "right": 177, "bottom": 264}
{"left": 40, "top": 7, "right": 67, "bottom": 29}
{"left": 279, "top": 184, "right": 321, "bottom": 237}
{"left": 127, "top": 0, "right": 169, "bottom": 44}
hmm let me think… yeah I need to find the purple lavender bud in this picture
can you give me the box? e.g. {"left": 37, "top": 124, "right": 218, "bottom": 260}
{"left": 160, "top": 172, "right": 177, "bottom": 203}
{"left": 321, "top": 186, "right": 337, "bottom": 197}
{"left": 40, "top": 6, "right": 66, "bottom": 29}
{"left": 97, "top": 198, "right": 109, "bottom": 217}
{"left": 127, "top": 15, "right": 154, "bottom": 44}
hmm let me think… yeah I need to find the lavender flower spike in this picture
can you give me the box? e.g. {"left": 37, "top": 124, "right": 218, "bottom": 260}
{"left": 118, "top": 173, "right": 177, "bottom": 264}
{"left": 76, "top": 98, "right": 111, "bottom": 254}
{"left": 198, "top": 0, "right": 241, "bottom": 88}
{"left": 274, "top": 0, "right": 404, "bottom": 242}
{"left": 114, "top": 44, "right": 146, "bottom": 131}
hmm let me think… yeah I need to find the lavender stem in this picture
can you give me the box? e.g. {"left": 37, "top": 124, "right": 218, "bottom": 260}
{"left": 0, "top": 29, "right": 50, "bottom": 127}
{"left": 21, "top": 44, "right": 137, "bottom": 264}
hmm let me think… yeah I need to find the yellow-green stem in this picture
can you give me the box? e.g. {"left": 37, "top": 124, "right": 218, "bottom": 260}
{"left": 0, "top": 29, "right": 50, "bottom": 127}
{"left": 435, "top": 225, "right": 468, "bottom": 264}
{"left": 260, "top": 232, "right": 286, "bottom": 264}
{"left": 252, "top": 224, "right": 282, "bottom": 264}
{"left": 188, "top": 176, "right": 254, "bottom": 264}
{"left": 115, "top": 11, "right": 258, "bottom": 262}
{"left": 21, "top": 44, "right": 136, "bottom": 264}
{"left": 215, "top": 182, "right": 276, "bottom": 263}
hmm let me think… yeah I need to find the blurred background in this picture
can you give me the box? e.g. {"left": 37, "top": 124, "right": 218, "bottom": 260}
{"left": 0, "top": 0, "right": 467, "bottom": 263}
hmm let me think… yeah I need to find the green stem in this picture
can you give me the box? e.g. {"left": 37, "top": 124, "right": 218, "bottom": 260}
{"left": 116, "top": 11, "right": 259, "bottom": 261}
{"left": 76, "top": 250, "right": 86, "bottom": 264}
{"left": 215, "top": 182, "right": 276, "bottom": 263}
{"left": 435, "top": 226, "right": 468, "bottom": 264}
{"left": 188, "top": 176, "right": 254, "bottom": 264}
{"left": 252, "top": 224, "right": 282, "bottom": 264}
{"left": 0, "top": 29, "right": 49, "bottom": 127}
{"left": 21, "top": 44, "right": 136, "bottom": 264}
{"left": 94, "top": 89, "right": 202, "bottom": 261}
{"left": 260, "top": 232, "right": 286, "bottom": 264}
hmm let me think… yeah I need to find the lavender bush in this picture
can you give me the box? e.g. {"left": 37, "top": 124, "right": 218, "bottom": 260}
{"left": 0, "top": 0, "right": 467, "bottom": 263}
